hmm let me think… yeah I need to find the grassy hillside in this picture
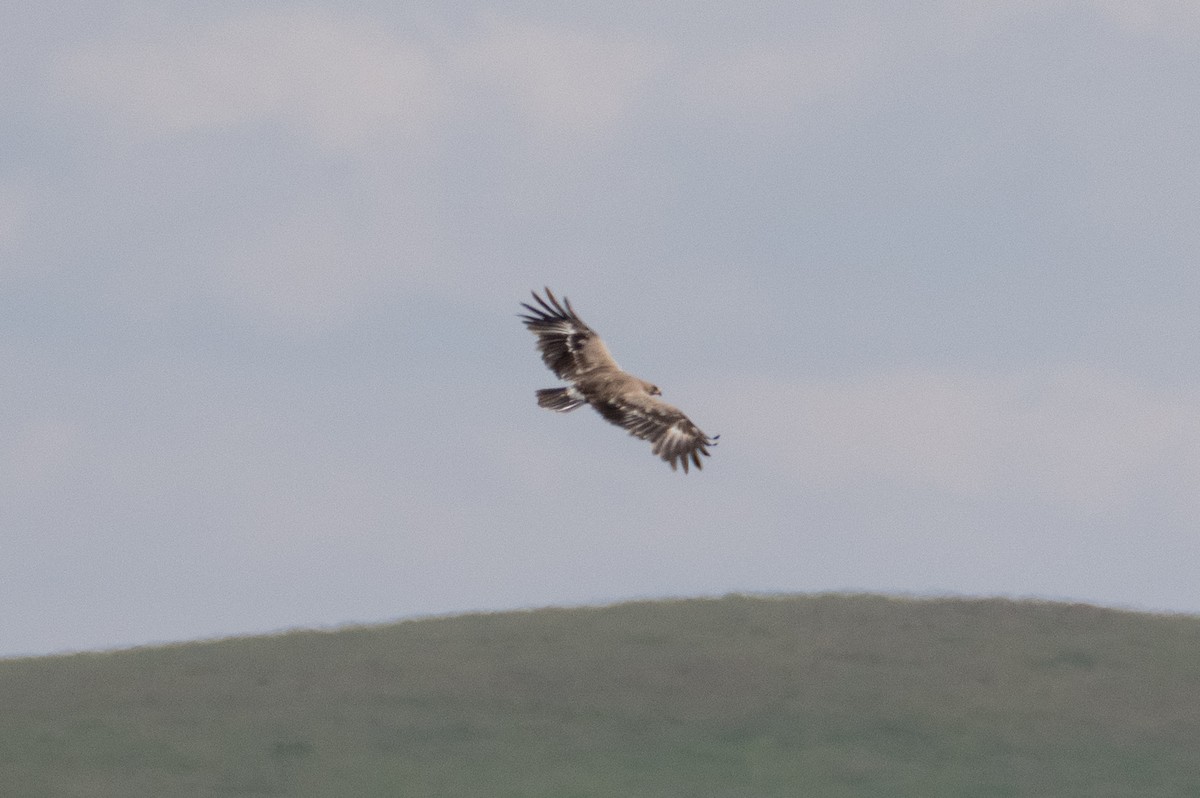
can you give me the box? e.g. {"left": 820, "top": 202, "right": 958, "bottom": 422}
{"left": 3, "top": 594, "right": 1200, "bottom": 797}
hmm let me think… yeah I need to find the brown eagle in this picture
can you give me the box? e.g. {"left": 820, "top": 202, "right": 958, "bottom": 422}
{"left": 519, "top": 288, "right": 718, "bottom": 472}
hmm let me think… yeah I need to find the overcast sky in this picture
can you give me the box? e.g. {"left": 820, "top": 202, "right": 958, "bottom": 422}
{"left": 4, "top": 2, "right": 1199, "bottom": 657}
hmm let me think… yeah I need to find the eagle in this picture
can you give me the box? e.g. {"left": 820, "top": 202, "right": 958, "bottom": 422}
{"left": 519, "top": 288, "right": 718, "bottom": 472}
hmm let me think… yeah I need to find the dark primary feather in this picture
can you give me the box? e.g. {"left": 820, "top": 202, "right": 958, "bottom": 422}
{"left": 593, "top": 396, "right": 719, "bottom": 473}
{"left": 518, "top": 288, "right": 616, "bottom": 380}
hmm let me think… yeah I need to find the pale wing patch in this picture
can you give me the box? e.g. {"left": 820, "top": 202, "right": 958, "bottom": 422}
{"left": 606, "top": 395, "right": 718, "bottom": 473}
{"left": 518, "top": 287, "right": 620, "bottom": 380}
{"left": 655, "top": 421, "right": 694, "bottom": 452}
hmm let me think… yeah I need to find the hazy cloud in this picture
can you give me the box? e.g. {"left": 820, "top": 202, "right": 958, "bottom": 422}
{"left": 204, "top": 192, "right": 441, "bottom": 329}
{"left": 0, "top": 183, "right": 28, "bottom": 252}
{"left": 59, "top": 9, "right": 442, "bottom": 149}
{"left": 683, "top": 18, "right": 886, "bottom": 126}
{"left": 2, "top": 415, "right": 81, "bottom": 501}
{"left": 730, "top": 368, "right": 1200, "bottom": 515}
{"left": 1091, "top": 0, "right": 1200, "bottom": 36}
{"left": 457, "top": 18, "right": 665, "bottom": 144}
{"left": 58, "top": 10, "right": 664, "bottom": 151}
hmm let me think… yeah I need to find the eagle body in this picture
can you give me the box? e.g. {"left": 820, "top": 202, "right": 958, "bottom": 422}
{"left": 519, "top": 288, "right": 717, "bottom": 472}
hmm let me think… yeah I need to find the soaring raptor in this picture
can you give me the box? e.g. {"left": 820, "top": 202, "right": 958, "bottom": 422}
{"left": 519, "top": 288, "right": 717, "bottom": 472}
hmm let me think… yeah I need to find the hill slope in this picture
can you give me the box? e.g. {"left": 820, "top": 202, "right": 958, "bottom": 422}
{"left": 3, "top": 594, "right": 1200, "bottom": 797}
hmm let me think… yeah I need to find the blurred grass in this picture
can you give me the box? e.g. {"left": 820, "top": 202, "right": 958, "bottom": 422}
{"left": 3, "top": 594, "right": 1200, "bottom": 796}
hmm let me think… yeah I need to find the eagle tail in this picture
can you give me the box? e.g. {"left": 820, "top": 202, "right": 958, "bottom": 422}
{"left": 537, "top": 387, "right": 586, "bottom": 412}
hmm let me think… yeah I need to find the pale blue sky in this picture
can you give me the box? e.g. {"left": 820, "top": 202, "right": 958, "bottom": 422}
{"left": 4, "top": 2, "right": 1199, "bottom": 656}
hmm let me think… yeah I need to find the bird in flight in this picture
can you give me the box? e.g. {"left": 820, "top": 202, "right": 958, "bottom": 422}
{"left": 519, "top": 288, "right": 718, "bottom": 473}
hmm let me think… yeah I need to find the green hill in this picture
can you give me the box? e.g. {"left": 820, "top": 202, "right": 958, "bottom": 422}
{"left": 3, "top": 594, "right": 1200, "bottom": 797}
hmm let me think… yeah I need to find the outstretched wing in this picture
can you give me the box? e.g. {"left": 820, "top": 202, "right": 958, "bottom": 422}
{"left": 593, "top": 393, "right": 718, "bottom": 473}
{"left": 519, "top": 288, "right": 620, "bottom": 381}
